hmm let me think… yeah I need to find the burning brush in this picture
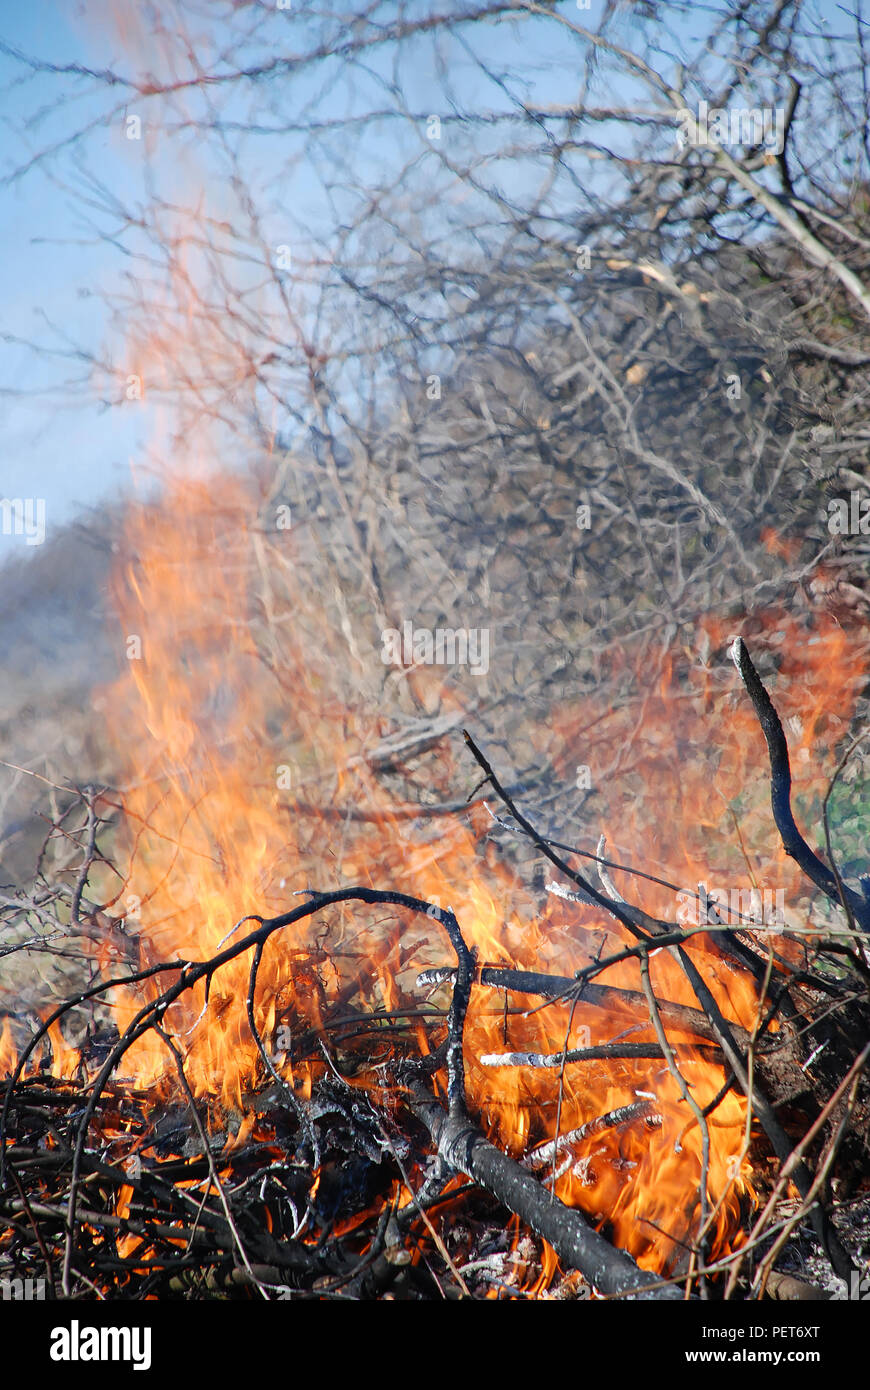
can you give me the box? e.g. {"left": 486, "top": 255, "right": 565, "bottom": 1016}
{"left": 2, "top": 543, "right": 869, "bottom": 1300}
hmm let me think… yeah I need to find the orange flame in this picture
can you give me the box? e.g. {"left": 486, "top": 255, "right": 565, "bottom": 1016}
{"left": 81, "top": 460, "right": 868, "bottom": 1279}
{"left": 0, "top": 6, "right": 861, "bottom": 1296}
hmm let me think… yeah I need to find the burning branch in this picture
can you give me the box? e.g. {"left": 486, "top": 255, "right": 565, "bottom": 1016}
{"left": 2, "top": 637, "right": 868, "bottom": 1301}
{"left": 729, "top": 637, "right": 870, "bottom": 933}
{"left": 1, "top": 887, "right": 684, "bottom": 1299}
{"left": 463, "top": 696, "right": 866, "bottom": 1285}
{"left": 407, "top": 902, "right": 683, "bottom": 1299}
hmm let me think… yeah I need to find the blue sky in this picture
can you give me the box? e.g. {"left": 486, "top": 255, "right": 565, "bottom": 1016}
{"left": 0, "top": 4, "right": 147, "bottom": 546}
{"left": 0, "top": 0, "right": 856, "bottom": 558}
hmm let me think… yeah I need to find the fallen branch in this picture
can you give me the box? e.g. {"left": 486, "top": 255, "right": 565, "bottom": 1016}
{"left": 407, "top": 900, "right": 683, "bottom": 1299}
{"left": 406, "top": 1083, "right": 681, "bottom": 1300}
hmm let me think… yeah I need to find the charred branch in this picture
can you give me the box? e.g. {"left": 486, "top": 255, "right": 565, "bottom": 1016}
{"left": 729, "top": 637, "right": 870, "bottom": 933}
{"left": 406, "top": 1082, "right": 682, "bottom": 1300}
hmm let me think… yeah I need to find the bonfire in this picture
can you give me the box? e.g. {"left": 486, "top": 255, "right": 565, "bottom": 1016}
{"left": 2, "top": 476, "right": 868, "bottom": 1303}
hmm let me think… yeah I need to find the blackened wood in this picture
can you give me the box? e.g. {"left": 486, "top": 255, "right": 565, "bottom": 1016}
{"left": 481, "top": 1042, "right": 723, "bottom": 1066}
{"left": 462, "top": 731, "right": 669, "bottom": 942}
{"left": 729, "top": 637, "right": 870, "bottom": 932}
{"left": 409, "top": 1084, "right": 683, "bottom": 1300}
{"left": 477, "top": 965, "right": 748, "bottom": 1047}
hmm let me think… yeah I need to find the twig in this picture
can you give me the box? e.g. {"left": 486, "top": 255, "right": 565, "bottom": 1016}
{"left": 480, "top": 1042, "right": 723, "bottom": 1067}
{"left": 464, "top": 732, "right": 665, "bottom": 941}
{"left": 523, "top": 1100, "right": 661, "bottom": 1175}
{"left": 638, "top": 948, "right": 711, "bottom": 1291}
{"left": 154, "top": 1025, "right": 270, "bottom": 1301}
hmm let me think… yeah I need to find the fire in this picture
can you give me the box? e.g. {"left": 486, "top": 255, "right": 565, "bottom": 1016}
{"left": 0, "top": 1017, "right": 17, "bottom": 1081}
{"left": 8, "top": 19, "right": 862, "bottom": 1273}
{"left": 0, "top": 8, "right": 863, "bottom": 1306}
{"left": 73, "top": 460, "right": 866, "bottom": 1282}
{"left": 44, "top": 1018, "right": 82, "bottom": 1081}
